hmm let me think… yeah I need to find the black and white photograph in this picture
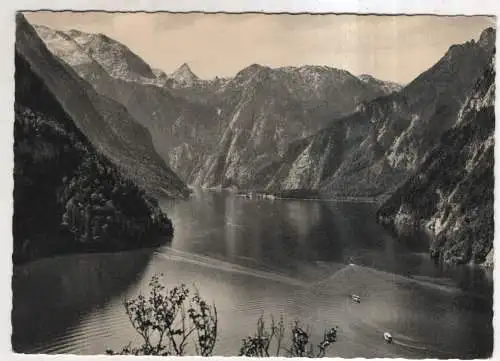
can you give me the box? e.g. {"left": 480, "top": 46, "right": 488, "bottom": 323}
{"left": 10, "top": 8, "right": 496, "bottom": 359}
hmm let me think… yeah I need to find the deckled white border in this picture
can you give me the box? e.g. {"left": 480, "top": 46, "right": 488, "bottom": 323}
{"left": 0, "top": 1, "right": 499, "bottom": 361}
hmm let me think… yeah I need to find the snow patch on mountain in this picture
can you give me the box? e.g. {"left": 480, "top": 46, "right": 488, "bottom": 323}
{"left": 358, "top": 74, "right": 403, "bottom": 95}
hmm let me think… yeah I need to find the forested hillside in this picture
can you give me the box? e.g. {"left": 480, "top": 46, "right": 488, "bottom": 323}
{"left": 14, "top": 51, "right": 174, "bottom": 264}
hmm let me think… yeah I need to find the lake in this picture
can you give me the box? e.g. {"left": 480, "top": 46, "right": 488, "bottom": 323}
{"left": 12, "top": 190, "right": 493, "bottom": 358}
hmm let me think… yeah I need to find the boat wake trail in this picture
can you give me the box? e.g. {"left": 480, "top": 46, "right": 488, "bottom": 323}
{"left": 393, "top": 337, "right": 456, "bottom": 358}
{"left": 393, "top": 339, "right": 430, "bottom": 351}
{"left": 154, "top": 248, "right": 308, "bottom": 287}
{"left": 312, "top": 262, "right": 463, "bottom": 295}
{"left": 308, "top": 264, "right": 355, "bottom": 289}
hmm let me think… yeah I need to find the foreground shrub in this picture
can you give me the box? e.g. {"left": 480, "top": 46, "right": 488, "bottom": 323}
{"left": 239, "top": 315, "right": 338, "bottom": 357}
{"left": 106, "top": 274, "right": 217, "bottom": 356}
{"left": 107, "top": 274, "right": 338, "bottom": 357}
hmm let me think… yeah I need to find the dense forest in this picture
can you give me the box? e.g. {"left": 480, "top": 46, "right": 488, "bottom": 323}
{"left": 13, "top": 51, "right": 174, "bottom": 264}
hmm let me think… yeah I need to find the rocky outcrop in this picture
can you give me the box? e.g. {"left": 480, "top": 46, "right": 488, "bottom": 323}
{"left": 169, "top": 63, "right": 201, "bottom": 88}
{"left": 482, "top": 248, "right": 494, "bottom": 268}
{"left": 377, "top": 54, "right": 495, "bottom": 265}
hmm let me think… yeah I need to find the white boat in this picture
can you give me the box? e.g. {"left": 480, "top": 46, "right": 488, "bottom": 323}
{"left": 384, "top": 332, "right": 393, "bottom": 343}
{"left": 351, "top": 294, "right": 361, "bottom": 303}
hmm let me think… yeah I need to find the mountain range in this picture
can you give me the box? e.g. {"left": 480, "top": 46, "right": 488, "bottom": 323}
{"left": 32, "top": 23, "right": 494, "bottom": 197}
{"left": 33, "top": 24, "right": 402, "bottom": 185}
{"left": 17, "top": 15, "right": 495, "bottom": 265}
{"left": 269, "top": 28, "right": 495, "bottom": 197}
{"left": 31, "top": 25, "right": 223, "bottom": 181}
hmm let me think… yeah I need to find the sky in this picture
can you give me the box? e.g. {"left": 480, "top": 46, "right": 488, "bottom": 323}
{"left": 23, "top": 12, "right": 496, "bottom": 84}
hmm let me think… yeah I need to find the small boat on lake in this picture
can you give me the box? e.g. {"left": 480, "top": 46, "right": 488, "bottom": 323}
{"left": 384, "top": 332, "right": 393, "bottom": 343}
{"left": 351, "top": 294, "right": 361, "bottom": 303}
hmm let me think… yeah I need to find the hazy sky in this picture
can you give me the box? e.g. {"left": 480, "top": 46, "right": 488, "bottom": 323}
{"left": 24, "top": 12, "right": 496, "bottom": 84}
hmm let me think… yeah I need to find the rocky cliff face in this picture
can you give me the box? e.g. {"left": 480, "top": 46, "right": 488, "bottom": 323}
{"left": 230, "top": 28, "right": 493, "bottom": 197}
{"left": 256, "top": 109, "right": 374, "bottom": 193}
{"left": 377, "top": 54, "right": 495, "bottom": 265}
{"left": 319, "top": 28, "right": 495, "bottom": 197}
{"left": 260, "top": 27, "right": 495, "bottom": 196}
{"left": 169, "top": 62, "right": 201, "bottom": 88}
{"left": 190, "top": 64, "right": 398, "bottom": 188}
{"left": 41, "top": 26, "right": 159, "bottom": 83}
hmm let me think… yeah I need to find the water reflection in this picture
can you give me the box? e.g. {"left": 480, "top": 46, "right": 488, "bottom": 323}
{"left": 12, "top": 192, "right": 493, "bottom": 357}
{"left": 223, "top": 194, "right": 238, "bottom": 260}
{"left": 12, "top": 249, "right": 155, "bottom": 352}
{"left": 283, "top": 200, "right": 321, "bottom": 242}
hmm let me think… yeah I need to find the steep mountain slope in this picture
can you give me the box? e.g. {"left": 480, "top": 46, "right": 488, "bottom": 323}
{"left": 194, "top": 28, "right": 494, "bottom": 192}
{"left": 58, "top": 27, "right": 159, "bottom": 83}
{"left": 319, "top": 28, "right": 495, "bottom": 197}
{"left": 191, "top": 64, "right": 398, "bottom": 188}
{"left": 377, "top": 54, "right": 495, "bottom": 265}
{"left": 17, "top": 16, "right": 188, "bottom": 198}
{"left": 33, "top": 24, "right": 222, "bottom": 182}
{"left": 251, "top": 28, "right": 495, "bottom": 196}
{"left": 14, "top": 47, "right": 175, "bottom": 264}
{"left": 258, "top": 109, "right": 380, "bottom": 193}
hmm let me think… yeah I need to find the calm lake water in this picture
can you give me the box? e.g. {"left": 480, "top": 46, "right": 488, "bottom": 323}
{"left": 12, "top": 190, "right": 493, "bottom": 358}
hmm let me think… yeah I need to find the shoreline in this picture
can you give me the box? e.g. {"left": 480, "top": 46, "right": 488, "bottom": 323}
{"left": 191, "top": 186, "right": 389, "bottom": 204}
{"left": 13, "top": 235, "right": 173, "bottom": 267}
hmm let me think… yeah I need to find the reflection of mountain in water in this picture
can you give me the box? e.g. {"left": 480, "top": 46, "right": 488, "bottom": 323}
{"left": 160, "top": 193, "right": 346, "bottom": 278}
{"left": 159, "top": 193, "right": 492, "bottom": 292}
{"left": 11, "top": 194, "right": 493, "bottom": 357}
{"left": 12, "top": 249, "right": 155, "bottom": 352}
